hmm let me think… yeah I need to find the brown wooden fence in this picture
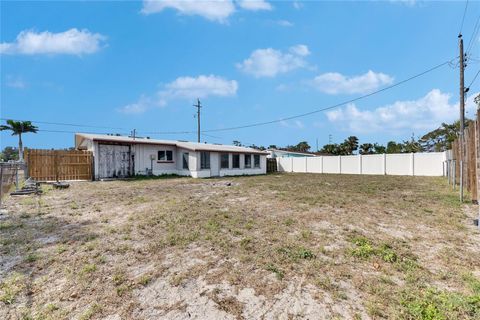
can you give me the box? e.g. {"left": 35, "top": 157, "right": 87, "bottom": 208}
{"left": 267, "top": 158, "right": 277, "bottom": 173}
{"left": 451, "top": 109, "right": 480, "bottom": 203}
{"left": 25, "top": 149, "right": 93, "bottom": 181}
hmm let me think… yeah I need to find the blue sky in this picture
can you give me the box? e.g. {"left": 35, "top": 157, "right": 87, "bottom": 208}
{"left": 1, "top": 0, "right": 480, "bottom": 150}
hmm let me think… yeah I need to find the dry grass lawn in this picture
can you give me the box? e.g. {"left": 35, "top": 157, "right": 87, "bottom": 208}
{"left": 1, "top": 173, "right": 479, "bottom": 319}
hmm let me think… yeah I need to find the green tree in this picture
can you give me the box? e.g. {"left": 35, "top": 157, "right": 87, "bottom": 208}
{"left": 386, "top": 141, "right": 404, "bottom": 154}
{"left": 419, "top": 120, "right": 472, "bottom": 152}
{"left": 0, "top": 120, "right": 38, "bottom": 162}
{"left": 233, "top": 140, "right": 242, "bottom": 147}
{"left": 0, "top": 146, "right": 19, "bottom": 161}
{"left": 295, "top": 141, "right": 311, "bottom": 152}
{"left": 373, "top": 143, "right": 386, "bottom": 154}
{"left": 319, "top": 143, "right": 340, "bottom": 155}
{"left": 359, "top": 143, "right": 374, "bottom": 154}
{"left": 341, "top": 136, "right": 359, "bottom": 155}
{"left": 403, "top": 139, "right": 423, "bottom": 153}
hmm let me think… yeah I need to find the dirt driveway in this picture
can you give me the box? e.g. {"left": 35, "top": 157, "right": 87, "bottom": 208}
{"left": 1, "top": 173, "right": 479, "bottom": 319}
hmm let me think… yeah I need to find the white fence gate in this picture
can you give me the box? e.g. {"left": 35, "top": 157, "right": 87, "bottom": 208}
{"left": 277, "top": 152, "right": 446, "bottom": 177}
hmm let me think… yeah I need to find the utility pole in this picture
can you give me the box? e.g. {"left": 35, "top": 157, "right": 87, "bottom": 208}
{"left": 459, "top": 34, "right": 466, "bottom": 202}
{"left": 194, "top": 99, "right": 201, "bottom": 143}
{"left": 131, "top": 129, "right": 136, "bottom": 140}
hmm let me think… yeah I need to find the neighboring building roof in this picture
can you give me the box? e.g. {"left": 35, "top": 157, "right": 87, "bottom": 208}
{"left": 267, "top": 149, "right": 317, "bottom": 157}
{"left": 75, "top": 133, "right": 268, "bottom": 155}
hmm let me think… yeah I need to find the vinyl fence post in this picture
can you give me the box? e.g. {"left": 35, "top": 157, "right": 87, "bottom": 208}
{"left": 339, "top": 156, "right": 342, "bottom": 174}
{"left": 15, "top": 165, "right": 19, "bottom": 192}
{"left": 453, "top": 160, "right": 456, "bottom": 190}
{"left": 0, "top": 165, "right": 3, "bottom": 208}
{"left": 411, "top": 153, "right": 415, "bottom": 176}
{"left": 383, "top": 153, "right": 387, "bottom": 175}
{"left": 358, "top": 154, "right": 362, "bottom": 174}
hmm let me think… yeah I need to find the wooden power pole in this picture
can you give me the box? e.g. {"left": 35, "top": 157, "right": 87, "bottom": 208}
{"left": 459, "top": 35, "right": 466, "bottom": 202}
{"left": 194, "top": 99, "right": 202, "bottom": 143}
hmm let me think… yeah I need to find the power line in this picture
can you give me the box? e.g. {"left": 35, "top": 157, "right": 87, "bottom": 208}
{"left": 2, "top": 58, "right": 455, "bottom": 136}
{"left": 467, "top": 69, "right": 480, "bottom": 88}
{"left": 198, "top": 59, "right": 455, "bottom": 133}
{"left": 466, "top": 14, "right": 480, "bottom": 55}
{"left": 0, "top": 118, "right": 129, "bottom": 131}
{"left": 459, "top": 0, "right": 469, "bottom": 36}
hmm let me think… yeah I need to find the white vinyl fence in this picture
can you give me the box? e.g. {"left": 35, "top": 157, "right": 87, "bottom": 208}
{"left": 277, "top": 152, "right": 446, "bottom": 177}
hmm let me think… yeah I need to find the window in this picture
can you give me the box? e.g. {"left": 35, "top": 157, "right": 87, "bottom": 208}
{"left": 200, "top": 152, "right": 210, "bottom": 169}
{"left": 244, "top": 154, "right": 252, "bottom": 168}
{"left": 220, "top": 153, "right": 229, "bottom": 169}
{"left": 232, "top": 154, "right": 240, "bottom": 169}
{"left": 182, "top": 153, "right": 189, "bottom": 169}
{"left": 158, "top": 150, "right": 173, "bottom": 161}
{"left": 254, "top": 155, "right": 260, "bottom": 168}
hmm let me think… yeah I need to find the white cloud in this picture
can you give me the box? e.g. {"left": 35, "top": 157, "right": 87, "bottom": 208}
{"left": 5, "top": 75, "right": 26, "bottom": 89}
{"left": 159, "top": 74, "right": 238, "bottom": 102}
{"left": 141, "top": 0, "right": 236, "bottom": 22}
{"left": 237, "top": 44, "right": 311, "bottom": 78}
{"left": 289, "top": 44, "right": 310, "bottom": 56}
{"left": 118, "top": 96, "right": 152, "bottom": 114}
{"left": 326, "top": 89, "right": 479, "bottom": 134}
{"left": 0, "top": 29, "right": 106, "bottom": 55}
{"left": 237, "top": 0, "right": 272, "bottom": 11}
{"left": 119, "top": 75, "right": 238, "bottom": 114}
{"left": 277, "top": 20, "right": 294, "bottom": 27}
{"left": 312, "top": 70, "right": 394, "bottom": 95}
{"left": 280, "top": 120, "right": 304, "bottom": 129}
{"left": 292, "top": 1, "right": 303, "bottom": 9}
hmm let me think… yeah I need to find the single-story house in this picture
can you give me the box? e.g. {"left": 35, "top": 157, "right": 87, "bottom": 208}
{"left": 75, "top": 133, "right": 268, "bottom": 179}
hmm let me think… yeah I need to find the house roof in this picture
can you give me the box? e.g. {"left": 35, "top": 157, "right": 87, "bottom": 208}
{"left": 267, "top": 149, "right": 317, "bottom": 157}
{"left": 75, "top": 133, "right": 268, "bottom": 155}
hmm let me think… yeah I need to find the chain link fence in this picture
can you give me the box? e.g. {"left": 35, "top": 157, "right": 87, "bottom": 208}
{"left": 0, "top": 162, "right": 25, "bottom": 208}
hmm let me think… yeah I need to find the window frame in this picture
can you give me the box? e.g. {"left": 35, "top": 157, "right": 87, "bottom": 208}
{"left": 220, "top": 153, "right": 229, "bottom": 169}
{"left": 157, "top": 150, "right": 173, "bottom": 162}
{"left": 244, "top": 154, "right": 252, "bottom": 168}
{"left": 200, "top": 152, "right": 210, "bottom": 170}
{"left": 182, "top": 153, "right": 189, "bottom": 170}
{"left": 254, "top": 154, "right": 260, "bottom": 168}
{"left": 232, "top": 154, "right": 240, "bottom": 169}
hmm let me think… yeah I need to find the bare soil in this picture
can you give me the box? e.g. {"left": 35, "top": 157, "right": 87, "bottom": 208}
{"left": 1, "top": 173, "right": 479, "bottom": 319}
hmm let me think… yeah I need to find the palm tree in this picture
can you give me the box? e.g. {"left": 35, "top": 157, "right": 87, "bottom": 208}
{"left": 0, "top": 120, "right": 38, "bottom": 162}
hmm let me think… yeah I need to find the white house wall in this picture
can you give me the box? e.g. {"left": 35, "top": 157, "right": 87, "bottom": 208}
{"left": 277, "top": 152, "right": 446, "bottom": 177}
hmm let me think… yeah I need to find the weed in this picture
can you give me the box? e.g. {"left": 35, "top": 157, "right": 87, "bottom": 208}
{"left": 80, "top": 263, "right": 97, "bottom": 275}
{"left": 112, "top": 272, "right": 126, "bottom": 286}
{"left": 56, "top": 245, "right": 67, "bottom": 254}
{"left": 0, "top": 272, "right": 25, "bottom": 304}
{"left": 45, "top": 303, "right": 59, "bottom": 312}
{"left": 240, "top": 237, "right": 253, "bottom": 250}
{"left": 70, "top": 201, "right": 79, "bottom": 210}
{"left": 79, "top": 303, "right": 101, "bottom": 320}
{"left": 349, "top": 237, "right": 375, "bottom": 259}
{"left": 266, "top": 264, "right": 284, "bottom": 280}
{"left": 378, "top": 244, "right": 398, "bottom": 263}
{"left": 300, "top": 229, "right": 312, "bottom": 240}
{"left": 400, "top": 287, "right": 480, "bottom": 319}
{"left": 138, "top": 275, "right": 152, "bottom": 286}
{"left": 0, "top": 221, "right": 23, "bottom": 231}
{"left": 284, "top": 218, "right": 295, "bottom": 226}
{"left": 25, "top": 252, "right": 39, "bottom": 263}
{"left": 116, "top": 284, "right": 130, "bottom": 297}
{"left": 277, "top": 246, "right": 316, "bottom": 261}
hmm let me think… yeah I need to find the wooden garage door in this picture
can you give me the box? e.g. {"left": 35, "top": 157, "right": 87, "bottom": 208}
{"left": 98, "top": 144, "right": 131, "bottom": 179}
